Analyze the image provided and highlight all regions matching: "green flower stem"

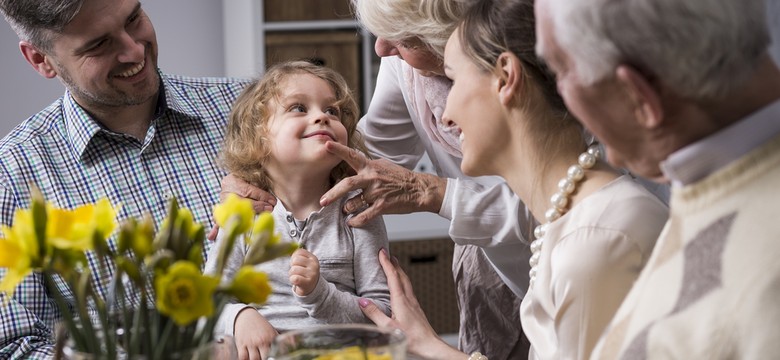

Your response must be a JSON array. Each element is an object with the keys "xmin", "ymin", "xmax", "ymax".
[
  {"xmin": 214, "ymin": 219, "xmax": 240, "ymax": 278},
  {"xmin": 44, "ymin": 271, "xmax": 87, "ymax": 351},
  {"xmin": 194, "ymin": 295, "xmax": 230, "ymax": 349},
  {"xmin": 75, "ymin": 271, "xmax": 100, "ymax": 355},
  {"xmin": 154, "ymin": 317, "xmax": 175, "ymax": 360}
]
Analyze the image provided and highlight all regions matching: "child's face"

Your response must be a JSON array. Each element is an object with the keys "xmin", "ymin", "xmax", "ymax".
[{"xmin": 265, "ymin": 73, "xmax": 349, "ymax": 172}]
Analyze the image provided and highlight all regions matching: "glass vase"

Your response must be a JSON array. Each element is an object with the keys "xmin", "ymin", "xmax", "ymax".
[
  {"xmin": 59, "ymin": 334, "xmax": 237, "ymax": 360},
  {"xmin": 268, "ymin": 324, "xmax": 407, "ymax": 360}
]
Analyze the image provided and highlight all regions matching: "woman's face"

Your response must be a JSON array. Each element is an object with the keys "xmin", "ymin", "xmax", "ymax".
[
  {"xmin": 375, "ymin": 37, "xmax": 444, "ymax": 77},
  {"xmin": 441, "ymin": 31, "xmax": 510, "ymax": 177}
]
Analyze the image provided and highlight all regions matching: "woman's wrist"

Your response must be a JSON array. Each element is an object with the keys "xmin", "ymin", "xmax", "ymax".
[
  {"xmin": 416, "ymin": 172, "xmax": 447, "ymax": 213},
  {"xmin": 414, "ymin": 336, "xmax": 468, "ymax": 360}
]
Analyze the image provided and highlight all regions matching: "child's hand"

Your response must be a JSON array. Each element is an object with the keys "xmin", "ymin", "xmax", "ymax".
[
  {"xmin": 289, "ymin": 248, "xmax": 320, "ymax": 296},
  {"xmin": 234, "ymin": 307, "xmax": 278, "ymax": 360}
]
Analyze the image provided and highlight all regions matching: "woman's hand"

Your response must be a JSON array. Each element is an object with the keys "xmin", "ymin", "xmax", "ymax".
[
  {"xmin": 207, "ymin": 174, "xmax": 277, "ymax": 240},
  {"xmin": 358, "ymin": 249, "xmax": 467, "ymax": 360},
  {"xmin": 233, "ymin": 307, "xmax": 278, "ymax": 360},
  {"xmin": 289, "ymin": 248, "xmax": 320, "ymax": 296},
  {"xmin": 319, "ymin": 141, "xmax": 448, "ymax": 227}
]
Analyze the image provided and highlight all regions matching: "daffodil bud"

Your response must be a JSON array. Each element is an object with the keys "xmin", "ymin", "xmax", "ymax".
[
  {"xmin": 250, "ymin": 212, "xmax": 274, "ymax": 246},
  {"xmin": 29, "ymin": 185, "xmax": 47, "ymax": 254},
  {"xmin": 213, "ymin": 194, "xmax": 254, "ymax": 234},
  {"xmin": 187, "ymin": 243, "xmax": 203, "ymax": 268},
  {"xmin": 116, "ymin": 256, "xmax": 141, "ymax": 284},
  {"xmin": 223, "ymin": 266, "xmax": 271, "ymax": 305},
  {"xmin": 132, "ymin": 215, "xmax": 155, "ymax": 259},
  {"xmin": 117, "ymin": 218, "xmax": 136, "ymax": 254}
]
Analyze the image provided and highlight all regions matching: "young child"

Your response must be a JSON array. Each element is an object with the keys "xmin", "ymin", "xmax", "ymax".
[{"xmin": 205, "ymin": 61, "xmax": 391, "ymax": 358}]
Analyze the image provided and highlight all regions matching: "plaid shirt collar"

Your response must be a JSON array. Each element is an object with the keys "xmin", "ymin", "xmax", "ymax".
[{"xmin": 63, "ymin": 70, "xmax": 201, "ymax": 161}]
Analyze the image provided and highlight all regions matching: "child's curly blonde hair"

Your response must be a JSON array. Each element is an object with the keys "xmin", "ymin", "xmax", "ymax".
[{"xmin": 222, "ymin": 60, "xmax": 368, "ymax": 191}]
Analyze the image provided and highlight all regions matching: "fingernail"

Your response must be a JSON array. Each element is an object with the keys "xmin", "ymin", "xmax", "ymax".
[
  {"xmin": 380, "ymin": 247, "xmax": 388, "ymax": 257},
  {"xmin": 358, "ymin": 298, "xmax": 371, "ymax": 308},
  {"xmin": 320, "ymin": 196, "xmax": 327, "ymax": 205}
]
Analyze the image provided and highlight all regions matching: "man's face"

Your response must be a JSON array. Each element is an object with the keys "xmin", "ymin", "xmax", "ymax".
[
  {"xmin": 45, "ymin": 0, "xmax": 160, "ymax": 111},
  {"xmin": 535, "ymin": 1, "xmax": 663, "ymax": 179}
]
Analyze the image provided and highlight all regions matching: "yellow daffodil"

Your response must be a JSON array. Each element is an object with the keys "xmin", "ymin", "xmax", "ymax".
[
  {"xmin": 0, "ymin": 210, "xmax": 42, "ymax": 299},
  {"xmin": 223, "ymin": 266, "xmax": 271, "ymax": 304},
  {"xmin": 47, "ymin": 199, "xmax": 118, "ymax": 252},
  {"xmin": 0, "ymin": 235, "xmax": 32, "ymax": 299},
  {"xmin": 213, "ymin": 194, "xmax": 254, "ymax": 234},
  {"xmin": 155, "ymin": 261, "xmax": 219, "ymax": 326}
]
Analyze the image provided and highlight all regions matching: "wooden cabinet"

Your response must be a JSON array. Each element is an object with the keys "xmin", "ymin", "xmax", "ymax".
[
  {"xmin": 390, "ymin": 238, "xmax": 460, "ymax": 335},
  {"xmin": 223, "ymin": 0, "xmax": 376, "ymax": 111},
  {"xmin": 265, "ymin": 30, "xmax": 363, "ymax": 106},
  {"xmin": 263, "ymin": 0, "xmax": 352, "ymax": 21}
]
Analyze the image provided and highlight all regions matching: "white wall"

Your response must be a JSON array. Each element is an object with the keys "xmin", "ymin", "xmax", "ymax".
[{"xmin": 0, "ymin": 0, "xmax": 225, "ymax": 137}]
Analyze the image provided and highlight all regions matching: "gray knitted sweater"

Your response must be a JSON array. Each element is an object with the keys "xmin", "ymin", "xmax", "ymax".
[{"xmin": 206, "ymin": 194, "xmax": 391, "ymax": 334}]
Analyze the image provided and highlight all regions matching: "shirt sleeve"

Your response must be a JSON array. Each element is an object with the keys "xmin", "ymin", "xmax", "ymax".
[
  {"xmin": 0, "ymin": 274, "xmax": 58, "ymax": 359},
  {"xmin": 358, "ymin": 57, "xmax": 425, "ymax": 170},
  {"xmin": 295, "ymin": 216, "xmax": 391, "ymax": 323},
  {"xmin": 444, "ymin": 178, "xmax": 533, "ymax": 296}
]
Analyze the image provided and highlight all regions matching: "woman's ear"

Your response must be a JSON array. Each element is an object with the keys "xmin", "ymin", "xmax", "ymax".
[
  {"xmin": 496, "ymin": 52, "xmax": 523, "ymax": 106},
  {"xmin": 615, "ymin": 65, "xmax": 663, "ymax": 129},
  {"xmin": 20, "ymin": 41, "xmax": 58, "ymax": 79}
]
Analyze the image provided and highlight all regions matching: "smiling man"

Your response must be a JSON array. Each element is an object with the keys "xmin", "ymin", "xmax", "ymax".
[
  {"xmin": 0, "ymin": 0, "xmax": 249, "ymax": 357},
  {"xmin": 536, "ymin": 0, "xmax": 780, "ymax": 358}
]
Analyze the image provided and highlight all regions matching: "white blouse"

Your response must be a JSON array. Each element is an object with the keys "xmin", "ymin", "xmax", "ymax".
[{"xmin": 520, "ymin": 175, "xmax": 668, "ymax": 360}]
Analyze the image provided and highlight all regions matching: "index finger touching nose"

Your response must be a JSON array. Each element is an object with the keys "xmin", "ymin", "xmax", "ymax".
[{"xmin": 325, "ymin": 141, "xmax": 367, "ymax": 172}]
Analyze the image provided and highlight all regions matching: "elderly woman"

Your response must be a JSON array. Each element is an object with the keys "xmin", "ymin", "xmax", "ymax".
[{"xmin": 356, "ymin": 0, "xmax": 668, "ymax": 359}]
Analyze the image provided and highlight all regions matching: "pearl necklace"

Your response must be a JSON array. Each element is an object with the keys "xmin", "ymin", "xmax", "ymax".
[{"xmin": 528, "ymin": 144, "xmax": 601, "ymax": 288}]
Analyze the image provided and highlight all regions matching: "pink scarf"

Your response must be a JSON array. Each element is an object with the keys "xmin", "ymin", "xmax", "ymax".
[{"xmin": 403, "ymin": 65, "xmax": 463, "ymax": 158}]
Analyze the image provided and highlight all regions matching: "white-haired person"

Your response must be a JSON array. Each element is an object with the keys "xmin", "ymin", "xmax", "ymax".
[{"xmin": 535, "ymin": 0, "xmax": 780, "ymax": 357}]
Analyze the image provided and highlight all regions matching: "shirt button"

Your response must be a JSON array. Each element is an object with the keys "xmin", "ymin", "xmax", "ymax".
[
  {"xmin": 163, "ymin": 190, "xmax": 172, "ymax": 200},
  {"xmin": 286, "ymin": 214, "xmax": 294, "ymax": 222},
  {"xmin": 289, "ymin": 229, "xmax": 298, "ymax": 237}
]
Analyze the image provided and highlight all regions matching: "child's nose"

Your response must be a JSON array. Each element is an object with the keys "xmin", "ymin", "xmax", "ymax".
[{"xmin": 313, "ymin": 112, "xmax": 330, "ymax": 124}]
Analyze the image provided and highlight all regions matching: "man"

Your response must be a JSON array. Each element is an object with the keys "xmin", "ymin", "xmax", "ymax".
[
  {"xmin": 536, "ymin": 0, "xmax": 780, "ymax": 357},
  {"xmin": 0, "ymin": 0, "xmax": 250, "ymax": 357}
]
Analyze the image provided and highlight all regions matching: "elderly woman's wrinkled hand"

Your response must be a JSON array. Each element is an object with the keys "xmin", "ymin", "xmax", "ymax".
[{"xmin": 320, "ymin": 141, "xmax": 447, "ymax": 227}]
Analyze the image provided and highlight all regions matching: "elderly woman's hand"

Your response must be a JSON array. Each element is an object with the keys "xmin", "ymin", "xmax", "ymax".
[
  {"xmin": 358, "ymin": 249, "xmax": 468, "ymax": 360},
  {"xmin": 320, "ymin": 141, "xmax": 448, "ymax": 227}
]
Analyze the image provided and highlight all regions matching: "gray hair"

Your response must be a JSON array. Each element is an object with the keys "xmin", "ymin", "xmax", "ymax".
[
  {"xmin": 547, "ymin": 0, "xmax": 770, "ymax": 99},
  {"xmin": 351, "ymin": 0, "xmax": 469, "ymax": 58},
  {"xmin": 0, "ymin": 0, "xmax": 84, "ymax": 51}
]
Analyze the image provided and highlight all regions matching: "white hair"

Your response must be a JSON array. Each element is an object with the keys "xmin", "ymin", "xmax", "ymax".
[
  {"xmin": 351, "ymin": 0, "xmax": 468, "ymax": 58},
  {"xmin": 547, "ymin": 0, "xmax": 770, "ymax": 99}
]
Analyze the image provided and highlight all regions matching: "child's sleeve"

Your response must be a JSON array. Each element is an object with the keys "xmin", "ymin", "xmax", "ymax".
[{"xmin": 296, "ymin": 215, "xmax": 391, "ymax": 323}]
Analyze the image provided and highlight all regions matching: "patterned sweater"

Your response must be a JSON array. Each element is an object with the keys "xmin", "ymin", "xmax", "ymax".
[{"xmin": 590, "ymin": 133, "xmax": 780, "ymax": 359}]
